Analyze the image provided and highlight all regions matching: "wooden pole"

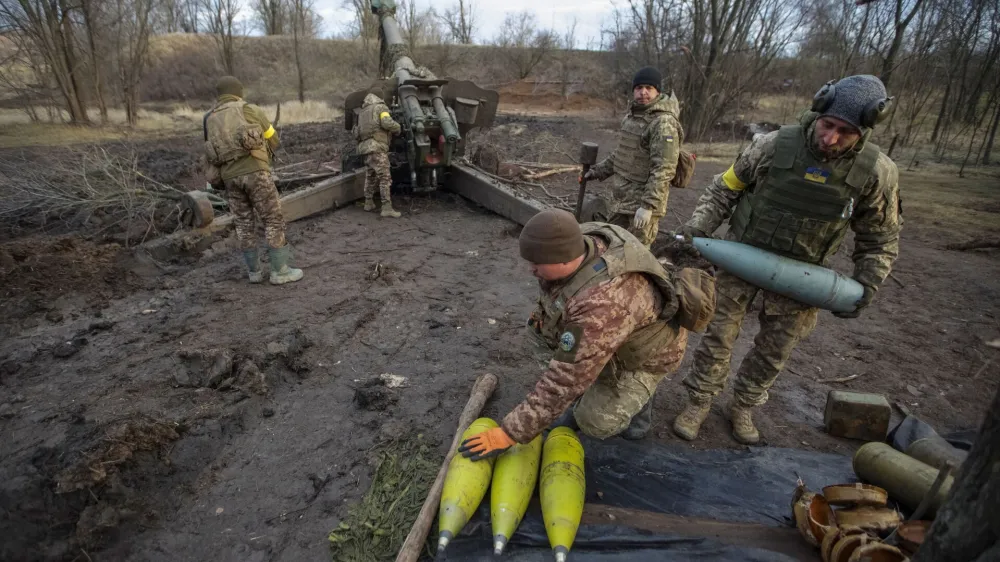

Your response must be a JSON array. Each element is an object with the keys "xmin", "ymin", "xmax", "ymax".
[{"xmin": 395, "ymin": 373, "xmax": 499, "ymax": 562}]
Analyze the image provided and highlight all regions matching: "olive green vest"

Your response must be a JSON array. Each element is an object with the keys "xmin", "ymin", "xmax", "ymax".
[
  {"xmin": 611, "ymin": 111, "xmax": 661, "ymax": 184},
  {"xmin": 535, "ymin": 223, "xmax": 680, "ymax": 370},
  {"xmin": 357, "ymin": 103, "xmax": 390, "ymax": 149},
  {"xmin": 204, "ymin": 100, "xmax": 267, "ymax": 166},
  {"xmin": 729, "ymin": 124, "xmax": 880, "ymax": 264}
]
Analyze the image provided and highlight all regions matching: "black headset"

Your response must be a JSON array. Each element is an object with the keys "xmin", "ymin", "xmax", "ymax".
[{"xmin": 811, "ymin": 79, "xmax": 893, "ymax": 129}]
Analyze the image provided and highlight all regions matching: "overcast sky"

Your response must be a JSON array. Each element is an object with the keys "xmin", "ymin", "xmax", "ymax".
[{"xmin": 309, "ymin": 0, "xmax": 614, "ymax": 48}]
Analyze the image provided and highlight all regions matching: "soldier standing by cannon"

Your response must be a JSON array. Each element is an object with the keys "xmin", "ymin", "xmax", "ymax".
[
  {"xmin": 356, "ymin": 93, "xmax": 403, "ymax": 218},
  {"xmin": 583, "ymin": 67, "xmax": 686, "ymax": 246},
  {"xmin": 203, "ymin": 76, "xmax": 304, "ymax": 285}
]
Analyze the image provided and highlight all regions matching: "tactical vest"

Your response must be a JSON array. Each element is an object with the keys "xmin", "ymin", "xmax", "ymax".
[
  {"xmin": 729, "ymin": 124, "xmax": 880, "ymax": 264},
  {"xmin": 612, "ymin": 110, "xmax": 663, "ymax": 184},
  {"xmin": 534, "ymin": 223, "xmax": 681, "ymax": 370},
  {"xmin": 357, "ymin": 103, "xmax": 390, "ymax": 147},
  {"xmin": 204, "ymin": 101, "xmax": 267, "ymax": 166}
]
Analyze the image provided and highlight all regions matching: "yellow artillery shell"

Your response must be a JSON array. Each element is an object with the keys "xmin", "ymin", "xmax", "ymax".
[
  {"xmin": 540, "ymin": 427, "xmax": 585, "ymax": 562},
  {"xmin": 491, "ymin": 434, "xmax": 543, "ymax": 555},
  {"xmin": 437, "ymin": 417, "xmax": 498, "ymax": 554}
]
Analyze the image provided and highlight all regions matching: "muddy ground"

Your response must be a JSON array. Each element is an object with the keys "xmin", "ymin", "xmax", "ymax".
[{"xmin": 1, "ymin": 116, "xmax": 998, "ymax": 562}]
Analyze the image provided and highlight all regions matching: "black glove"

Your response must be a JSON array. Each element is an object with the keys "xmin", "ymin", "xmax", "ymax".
[
  {"xmin": 833, "ymin": 285, "xmax": 875, "ymax": 319},
  {"xmin": 678, "ymin": 225, "xmax": 708, "ymax": 239},
  {"xmin": 668, "ymin": 228, "xmax": 704, "ymax": 258}
]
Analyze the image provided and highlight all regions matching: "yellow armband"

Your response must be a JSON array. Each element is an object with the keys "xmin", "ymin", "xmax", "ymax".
[
  {"xmin": 263, "ymin": 125, "xmax": 276, "ymax": 139},
  {"xmin": 721, "ymin": 165, "xmax": 747, "ymax": 191}
]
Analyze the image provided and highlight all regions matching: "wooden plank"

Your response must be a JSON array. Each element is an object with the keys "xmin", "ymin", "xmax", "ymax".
[{"xmin": 279, "ymin": 170, "xmax": 365, "ymax": 223}]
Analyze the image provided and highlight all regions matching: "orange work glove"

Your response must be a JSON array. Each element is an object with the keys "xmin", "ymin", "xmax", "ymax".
[{"xmin": 458, "ymin": 427, "xmax": 516, "ymax": 461}]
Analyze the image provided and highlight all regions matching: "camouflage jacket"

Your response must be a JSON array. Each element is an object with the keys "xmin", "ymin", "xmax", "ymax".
[
  {"xmin": 501, "ymin": 237, "xmax": 688, "ymax": 443},
  {"xmin": 357, "ymin": 93, "xmax": 401, "ymax": 155},
  {"xmin": 591, "ymin": 93, "xmax": 683, "ymax": 216},
  {"xmin": 205, "ymin": 94, "xmax": 279, "ymax": 181},
  {"xmin": 686, "ymin": 117, "xmax": 901, "ymax": 291}
]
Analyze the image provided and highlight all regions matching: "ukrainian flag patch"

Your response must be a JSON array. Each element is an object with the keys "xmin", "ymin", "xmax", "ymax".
[{"xmin": 804, "ymin": 167, "xmax": 830, "ymax": 184}]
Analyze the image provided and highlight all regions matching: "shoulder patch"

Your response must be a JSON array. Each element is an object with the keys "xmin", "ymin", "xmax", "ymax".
[{"xmin": 553, "ymin": 324, "xmax": 584, "ymax": 363}]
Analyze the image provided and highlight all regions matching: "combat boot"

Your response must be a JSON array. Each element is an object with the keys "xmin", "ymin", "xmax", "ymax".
[
  {"xmin": 672, "ymin": 398, "xmax": 711, "ymax": 441},
  {"xmin": 380, "ymin": 203, "xmax": 401, "ymax": 218},
  {"xmin": 621, "ymin": 393, "xmax": 654, "ymax": 440},
  {"xmin": 268, "ymin": 245, "xmax": 304, "ymax": 285},
  {"xmin": 243, "ymin": 249, "xmax": 263, "ymax": 284},
  {"xmin": 363, "ymin": 198, "xmax": 376, "ymax": 212},
  {"xmin": 727, "ymin": 399, "xmax": 760, "ymax": 445}
]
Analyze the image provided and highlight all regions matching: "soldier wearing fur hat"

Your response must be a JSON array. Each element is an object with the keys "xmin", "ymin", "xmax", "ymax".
[
  {"xmin": 203, "ymin": 76, "xmax": 303, "ymax": 285},
  {"xmin": 583, "ymin": 66, "xmax": 686, "ymax": 247},
  {"xmin": 673, "ymin": 75, "xmax": 902, "ymax": 445},
  {"xmin": 457, "ymin": 209, "xmax": 716, "ymax": 461}
]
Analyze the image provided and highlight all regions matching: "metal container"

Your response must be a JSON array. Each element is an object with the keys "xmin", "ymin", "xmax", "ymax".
[
  {"xmin": 905, "ymin": 435, "xmax": 968, "ymax": 471},
  {"xmin": 853, "ymin": 442, "xmax": 953, "ymax": 517}
]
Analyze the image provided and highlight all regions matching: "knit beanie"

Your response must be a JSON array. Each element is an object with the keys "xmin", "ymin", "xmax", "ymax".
[
  {"xmin": 632, "ymin": 67, "xmax": 662, "ymax": 91},
  {"xmin": 216, "ymin": 76, "xmax": 245, "ymax": 98},
  {"xmin": 519, "ymin": 209, "xmax": 586, "ymax": 264},
  {"xmin": 821, "ymin": 75, "xmax": 887, "ymax": 133}
]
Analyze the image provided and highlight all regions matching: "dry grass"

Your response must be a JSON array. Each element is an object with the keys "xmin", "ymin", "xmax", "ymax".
[
  {"xmin": 899, "ymin": 167, "xmax": 1000, "ymax": 238},
  {"xmin": 171, "ymin": 100, "xmax": 341, "ymax": 125}
]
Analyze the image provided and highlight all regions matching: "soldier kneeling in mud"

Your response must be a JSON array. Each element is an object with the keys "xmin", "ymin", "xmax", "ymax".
[
  {"xmin": 456, "ymin": 209, "xmax": 716, "ymax": 460},
  {"xmin": 203, "ymin": 76, "xmax": 303, "ymax": 285}
]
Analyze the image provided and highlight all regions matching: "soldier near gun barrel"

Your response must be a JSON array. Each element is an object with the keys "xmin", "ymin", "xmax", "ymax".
[
  {"xmin": 582, "ymin": 66, "xmax": 691, "ymax": 247},
  {"xmin": 457, "ymin": 209, "xmax": 715, "ymax": 461},
  {"xmin": 356, "ymin": 93, "xmax": 403, "ymax": 218},
  {"xmin": 672, "ymin": 75, "xmax": 902, "ymax": 445},
  {"xmin": 203, "ymin": 76, "xmax": 303, "ymax": 285}
]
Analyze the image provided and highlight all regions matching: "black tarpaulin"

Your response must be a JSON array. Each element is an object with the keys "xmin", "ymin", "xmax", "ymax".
[{"xmin": 442, "ymin": 438, "xmax": 856, "ymax": 560}]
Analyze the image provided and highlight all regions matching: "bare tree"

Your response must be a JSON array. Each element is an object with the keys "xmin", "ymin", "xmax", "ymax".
[
  {"xmin": 290, "ymin": 0, "xmax": 321, "ymax": 102},
  {"xmin": 493, "ymin": 11, "xmax": 557, "ymax": 80},
  {"xmin": 343, "ymin": 0, "xmax": 380, "ymax": 75},
  {"xmin": 438, "ymin": 0, "xmax": 476, "ymax": 44},
  {"xmin": 253, "ymin": 0, "xmax": 288, "ymax": 35},
  {"xmin": 80, "ymin": 0, "xmax": 108, "ymax": 123},
  {"xmin": 203, "ymin": 0, "xmax": 243, "ymax": 75},
  {"xmin": 110, "ymin": 0, "xmax": 155, "ymax": 126},
  {"xmin": 0, "ymin": 0, "xmax": 91, "ymax": 124},
  {"xmin": 879, "ymin": 0, "xmax": 931, "ymax": 88}
]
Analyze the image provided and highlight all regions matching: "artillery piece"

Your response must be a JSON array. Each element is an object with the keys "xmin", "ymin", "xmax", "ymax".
[{"xmin": 342, "ymin": 0, "xmax": 500, "ymax": 192}]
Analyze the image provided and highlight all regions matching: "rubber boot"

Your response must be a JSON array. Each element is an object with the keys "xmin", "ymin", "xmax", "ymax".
[
  {"xmin": 621, "ymin": 393, "xmax": 654, "ymax": 440},
  {"xmin": 243, "ymin": 249, "xmax": 263, "ymax": 284},
  {"xmin": 380, "ymin": 202, "xmax": 401, "ymax": 218},
  {"xmin": 727, "ymin": 399, "xmax": 760, "ymax": 445},
  {"xmin": 363, "ymin": 198, "xmax": 376, "ymax": 212},
  {"xmin": 672, "ymin": 398, "xmax": 711, "ymax": 441},
  {"xmin": 268, "ymin": 245, "xmax": 304, "ymax": 285}
]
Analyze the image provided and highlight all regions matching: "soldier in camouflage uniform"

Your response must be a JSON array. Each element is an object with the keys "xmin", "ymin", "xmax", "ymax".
[
  {"xmin": 583, "ymin": 67, "xmax": 683, "ymax": 247},
  {"xmin": 672, "ymin": 75, "xmax": 902, "ymax": 445},
  {"xmin": 458, "ymin": 209, "xmax": 715, "ymax": 460},
  {"xmin": 356, "ymin": 93, "xmax": 403, "ymax": 218},
  {"xmin": 203, "ymin": 76, "xmax": 303, "ymax": 285}
]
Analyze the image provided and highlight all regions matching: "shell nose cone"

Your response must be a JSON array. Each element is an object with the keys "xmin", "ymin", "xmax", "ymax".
[
  {"xmin": 493, "ymin": 535, "xmax": 507, "ymax": 555},
  {"xmin": 437, "ymin": 531, "xmax": 453, "ymax": 553}
]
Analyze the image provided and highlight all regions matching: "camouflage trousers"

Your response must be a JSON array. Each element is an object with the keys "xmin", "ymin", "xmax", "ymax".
[
  {"xmin": 363, "ymin": 152, "xmax": 392, "ymax": 202},
  {"xmin": 573, "ymin": 364, "xmax": 672, "ymax": 439},
  {"xmin": 607, "ymin": 212, "xmax": 661, "ymax": 248},
  {"xmin": 683, "ymin": 270, "xmax": 819, "ymax": 407},
  {"xmin": 224, "ymin": 170, "xmax": 286, "ymax": 250}
]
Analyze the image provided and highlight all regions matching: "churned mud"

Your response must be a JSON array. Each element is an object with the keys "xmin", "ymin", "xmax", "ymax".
[{"xmin": 1, "ymin": 116, "xmax": 997, "ymax": 561}]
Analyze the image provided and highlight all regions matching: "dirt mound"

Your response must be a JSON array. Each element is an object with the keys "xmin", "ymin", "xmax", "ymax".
[
  {"xmin": 0, "ymin": 236, "xmax": 141, "ymax": 307},
  {"xmin": 55, "ymin": 415, "xmax": 181, "ymax": 494}
]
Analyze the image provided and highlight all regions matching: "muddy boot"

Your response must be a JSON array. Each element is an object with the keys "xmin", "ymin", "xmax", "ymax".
[
  {"xmin": 621, "ymin": 394, "xmax": 654, "ymax": 440},
  {"xmin": 363, "ymin": 198, "xmax": 376, "ymax": 212},
  {"xmin": 380, "ymin": 202, "xmax": 401, "ymax": 218},
  {"xmin": 727, "ymin": 399, "xmax": 760, "ymax": 445},
  {"xmin": 268, "ymin": 245, "xmax": 304, "ymax": 285},
  {"xmin": 672, "ymin": 398, "xmax": 711, "ymax": 441},
  {"xmin": 243, "ymin": 249, "xmax": 263, "ymax": 284}
]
